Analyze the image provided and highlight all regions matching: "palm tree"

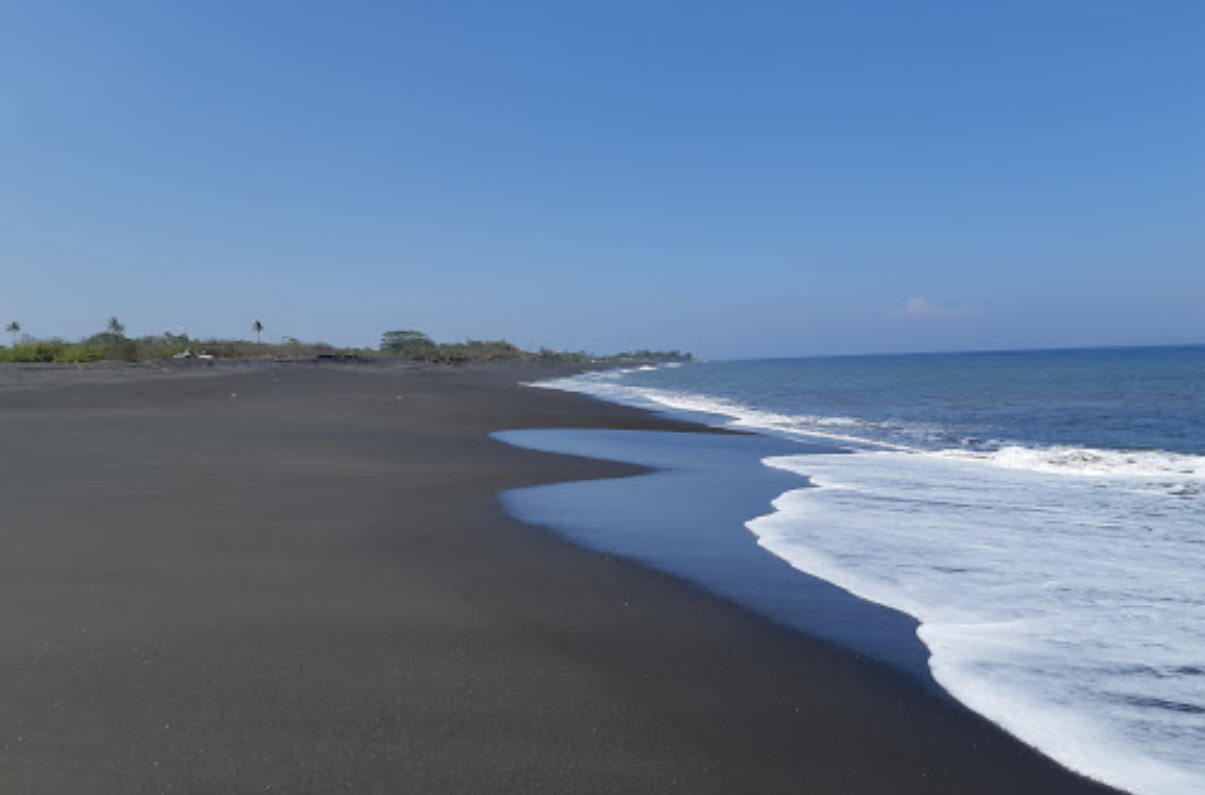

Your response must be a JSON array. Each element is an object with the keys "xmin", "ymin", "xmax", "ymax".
[
  {"xmin": 252, "ymin": 320, "xmax": 264, "ymax": 344},
  {"xmin": 5, "ymin": 321, "xmax": 19, "ymax": 346},
  {"xmin": 106, "ymin": 316, "xmax": 125, "ymax": 337}
]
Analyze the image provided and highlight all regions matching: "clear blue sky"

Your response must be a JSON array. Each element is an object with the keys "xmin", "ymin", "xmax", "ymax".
[{"xmin": 3, "ymin": 1, "xmax": 1202, "ymax": 359}]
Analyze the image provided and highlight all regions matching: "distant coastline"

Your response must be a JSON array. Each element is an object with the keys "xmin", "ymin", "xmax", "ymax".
[{"xmin": 0, "ymin": 318, "xmax": 691, "ymax": 367}]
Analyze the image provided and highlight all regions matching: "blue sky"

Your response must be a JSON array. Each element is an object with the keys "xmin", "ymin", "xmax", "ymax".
[{"xmin": 2, "ymin": 1, "xmax": 1202, "ymax": 358}]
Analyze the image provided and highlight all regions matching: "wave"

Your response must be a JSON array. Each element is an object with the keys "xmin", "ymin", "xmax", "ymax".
[
  {"xmin": 533, "ymin": 369, "xmax": 917, "ymax": 449},
  {"xmin": 535, "ymin": 363, "xmax": 1205, "ymax": 795},
  {"xmin": 535, "ymin": 369, "xmax": 1205, "ymax": 489},
  {"xmin": 753, "ymin": 450, "xmax": 1205, "ymax": 795},
  {"xmin": 939, "ymin": 444, "xmax": 1205, "ymax": 485}
]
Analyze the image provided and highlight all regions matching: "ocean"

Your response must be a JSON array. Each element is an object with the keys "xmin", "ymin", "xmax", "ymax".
[{"xmin": 498, "ymin": 346, "xmax": 1205, "ymax": 795}]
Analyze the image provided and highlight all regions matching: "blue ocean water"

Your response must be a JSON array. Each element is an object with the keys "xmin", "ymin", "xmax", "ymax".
[{"xmin": 521, "ymin": 346, "xmax": 1205, "ymax": 795}]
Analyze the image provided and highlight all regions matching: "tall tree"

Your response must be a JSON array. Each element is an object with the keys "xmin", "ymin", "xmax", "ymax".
[
  {"xmin": 380, "ymin": 329, "xmax": 435, "ymax": 355},
  {"xmin": 106, "ymin": 316, "xmax": 125, "ymax": 337},
  {"xmin": 252, "ymin": 320, "xmax": 264, "ymax": 343},
  {"xmin": 5, "ymin": 320, "xmax": 19, "ymax": 346}
]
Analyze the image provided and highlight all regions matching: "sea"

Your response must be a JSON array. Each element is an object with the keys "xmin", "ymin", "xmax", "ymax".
[{"xmin": 496, "ymin": 346, "xmax": 1205, "ymax": 795}]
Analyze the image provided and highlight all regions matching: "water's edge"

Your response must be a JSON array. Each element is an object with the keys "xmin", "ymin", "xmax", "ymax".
[
  {"xmin": 513, "ymin": 360, "xmax": 1205, "ymax": 795},
  {"xmin": 493, "ymin": 427, "xmax": 935, "ymax": 684}
]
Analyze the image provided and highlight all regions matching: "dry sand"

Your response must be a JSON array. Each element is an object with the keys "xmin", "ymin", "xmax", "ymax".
[{"xmin": 0, "ymin": 361, "xmax": 1120, "ymax": 793}]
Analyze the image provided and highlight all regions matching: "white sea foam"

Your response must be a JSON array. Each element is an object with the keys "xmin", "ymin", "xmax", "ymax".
[
  {"xmin": 941, "ymin": 444, "xmax": 1205, "ymax": 487},
  {"xmin": 538, "ymin": 369, "xmax": 1205, "ymax": 486},
  {"xmin": 533, "ymin": 370, "xmax": 914, "ymax": 450},
  {"xmin": 536, "ymin": 367, "xmax": 1205, "ymax": 794},
  {"xmin": 752, "ymin": 450, "xmax": 1205, "ymax": 795}
]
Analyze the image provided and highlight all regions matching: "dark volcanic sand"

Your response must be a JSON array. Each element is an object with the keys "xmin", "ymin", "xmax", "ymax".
[{"xmin": 0, "ymin": 362, "xmax": 1120, "ymax": 793}]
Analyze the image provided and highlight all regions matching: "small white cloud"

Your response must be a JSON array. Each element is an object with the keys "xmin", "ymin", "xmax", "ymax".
[{"xmin": 889, "ymin": 297, "xmax": 978, "ymax": 320}]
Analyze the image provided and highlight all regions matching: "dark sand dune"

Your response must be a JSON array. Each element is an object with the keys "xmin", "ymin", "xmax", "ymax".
[{"xmin": 0, "ymin": 363, "xmax": 1119, "ymax": 793}]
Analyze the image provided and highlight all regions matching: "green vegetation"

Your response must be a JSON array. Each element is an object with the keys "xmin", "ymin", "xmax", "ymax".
[
  {"xmin": 415, "ymin": 339, "xmax": 526, "ymax": 364},
  {"xmin": 0, "ymin": 339, "xmax": 110, "ymax": 364},
  {"xmin": 537, "ymin": 347, "xmax": 693, "ymax": 364},
  {"xmin": 607, "ymin": 349, "xmax": 692, "ymax": 363},
  {"xmin": 377, "ymin": 330, "xmax": 691, "ymax": 365},
  {"xmin": 0, "ymin": 333, "xmax": 357, "ymax": 364},
  {"xmin": 379, "ymin": 330, "xmax": 528, "ymax": 363},
  {"xmin": 0, "ymin": 320, "xmax": 691, "ymax": 366},
  {"xmin": 380, "ymin": 329, "xmax": 436, "ymax": 356}
]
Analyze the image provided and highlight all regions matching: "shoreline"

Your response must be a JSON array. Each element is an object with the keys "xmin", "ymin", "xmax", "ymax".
[
  {"xmin": 493, "ymin": 426, "xmax": 940, "ymax": 685},
  {"xmin": 0, "ymin": 361, "xmax": 1121, "ymax": 793}
]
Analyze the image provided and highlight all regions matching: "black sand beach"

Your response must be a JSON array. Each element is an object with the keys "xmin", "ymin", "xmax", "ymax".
[{"xmin": 0, "ymin": 362, "xmax": 1120, "ymax": 793}]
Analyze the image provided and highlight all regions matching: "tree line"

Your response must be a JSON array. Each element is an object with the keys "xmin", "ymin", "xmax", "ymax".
[{"xmin": 0, "ymin": 319, "xmax": 691, "ymax": 365}]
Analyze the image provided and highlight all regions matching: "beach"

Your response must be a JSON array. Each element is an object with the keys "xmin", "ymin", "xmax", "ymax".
[{"xmin": 0, "ymin": 361, "xmax": 1120, "ymax": 793}]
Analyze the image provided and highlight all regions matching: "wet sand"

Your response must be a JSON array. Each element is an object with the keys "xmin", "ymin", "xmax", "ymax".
[{"xmin": 0, "ymin": 362, "xmax": 1120, "ymax": 793}]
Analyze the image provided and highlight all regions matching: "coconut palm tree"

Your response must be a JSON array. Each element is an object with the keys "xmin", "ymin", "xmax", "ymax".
[
  {"xmin": 252, "ymin": 320, "xmax": 264, "ymax": 344},
  {"xmin": 5, "ymin": 320, "xmax": 19, "ymax": 346},
  {"xmin": 106, "ymin": 316, "xmax": 125, "ymax": 337}
]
